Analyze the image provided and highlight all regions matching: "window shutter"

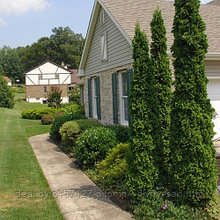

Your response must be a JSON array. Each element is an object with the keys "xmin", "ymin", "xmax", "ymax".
[
  {"xmin": 127, "ymin": 69, "xmax": 133, "ymax": 125},
  {"xmin": 112, "ymin": 72, "xmax": 118, "ymax": 124},
  {"xmin": 96, "ymin": 77, "xmax": 101, "ymax": 120},
  {"xmin": 88, "ymin": 78, "xmax": 92, "ymax": 118}
]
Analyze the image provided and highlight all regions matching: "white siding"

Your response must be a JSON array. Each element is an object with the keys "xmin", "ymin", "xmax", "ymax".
[
  {"xmin": 25, "ymin": 61, "xmax": 71, "ymax": 86},
  {"xmin": 84, "ymin": 8, "xmax": 133, "ymax": 75},
  {"xmin": 40, "ymin": 62, "xmax": 58, "ymax": 74}
]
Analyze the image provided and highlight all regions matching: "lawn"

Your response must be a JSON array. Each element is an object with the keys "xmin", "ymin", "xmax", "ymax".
[{"xmin": 0, "ymin": 94, "xmax": 65, "ymax": 220}]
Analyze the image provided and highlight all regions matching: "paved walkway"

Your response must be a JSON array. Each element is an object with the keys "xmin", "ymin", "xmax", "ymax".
[{"xmin": 29, "ymin": 134, "xmax": 132, "ymax": 220}]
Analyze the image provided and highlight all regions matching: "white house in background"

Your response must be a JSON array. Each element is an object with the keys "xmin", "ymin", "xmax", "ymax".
[
  {"xmin": 3, "ymin": 76, "xmax": 12, "ymax": 86},
  {"xmin": 24, "ymin": 61, "xmax": 72, "ymax": 104}
]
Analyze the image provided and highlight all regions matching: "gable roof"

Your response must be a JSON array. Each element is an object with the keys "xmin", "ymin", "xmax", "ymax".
[
  {"xmin": 79, "ymin": 0, "xmax": 220, "ymax": 75},
  {"xmin": 209, "ymin": 0, "xmax": 220, "ymax": 5},
  {"xmin": 70, "ymin": 69, "xmax": 80, "ymax": 84},
  {"xmin": 24, "ymin": 60, "xmax": 72, "ymax": 75},
  {"xmin": 3, "ymin": 76, "xmax": 11, "ymax": 82}
]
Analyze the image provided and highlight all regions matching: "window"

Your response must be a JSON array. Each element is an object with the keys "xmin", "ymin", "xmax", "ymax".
[
  {"xmin": 39, "ymin": 75, "xmax": 43, "ymax": 80},
  {"xmin": 100, "ymin": 32, "xmax": 107, "ymax": 61},
  {"xmin": 43, "ymin": 86, "xmax": 47, "ymax": 93},
  {"xmin": 119, "ymin": 71, "xmax": 129, "ymax": 126},
  {"xmin": 99, "ymin": 9, "xmax": 105, "ymax": 25},
  {"xmin": 55, "ymin": 73, "xmax": 59, "ymax": 79},
  {"xmin": 92, "ymin": 78, "xmax": 98, "ymax": 118}
]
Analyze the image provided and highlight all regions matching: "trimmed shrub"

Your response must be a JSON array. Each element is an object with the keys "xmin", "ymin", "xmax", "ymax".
[
  {"xmin": 63, "ymin": 103, "xmax": 85, "ymax": 115},
  {"xmin": 41, "ymin": 114, "xmax": 54, "ymax": 125},
  {"xmin": 133, "ymin": 190, "xmax": 208, "ymax": 220},
  {"xmin": 21, "ymin": 108, "xmax": 63, "ymax": 120},
  {"xmin": 94, "ymin": 143, "xmax": 129, "ymax": 192},
  {"xmin": 0, "ymin": 76, "xmax": 14, "ymax": 109},
  {"xmin": 106, "ymin": 125, "xmax": 130, "ymax": 143},
  {"xmin": 126, "ymin": 23, "xmax": 160, "ymax": 202},
  {"xmin": 68, "ymin": 85, "xmax": 81, "ymax": 104},
  {"xmin": 169, "ymin": 0, "xmax": 218, "ymax": 206},
  {"xmin": 50, "ymin": 114, "xmax": 87, "ymax": 141},
  {"xmin": 74, "ymin": 127, "xmax": 118, "ymax": 169},
  {"xmin": 59, "ymin": 119, "xmax": 101, "ymax": 150},
  {"xmin": 150, "ymin": 9, "xmax": 172, "ymax": 185}
]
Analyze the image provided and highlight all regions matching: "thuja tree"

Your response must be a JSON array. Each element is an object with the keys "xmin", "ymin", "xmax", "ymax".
[
  {"xmin": 0, "ymin": 76, "xmax": 14, "ymax": 109},
  {"xmin": 150, "ymin": 9, "xmax": 172, "ymax": 185},
  {"xmin": 169, "ymin": 0, "xmax": 217, "ymax": 206},
  {"xmin": 126, "ymin": 24, "xmax": 160, "ymax": 201}
]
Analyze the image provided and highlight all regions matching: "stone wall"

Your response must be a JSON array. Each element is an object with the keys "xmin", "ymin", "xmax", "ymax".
[
  {"xmin": 26, "ymin": 85, "xmax": 69, "ymax": 99},
  {"xmin": 83, "ymin": 63, "xmax": 132, "ymax": 125}
]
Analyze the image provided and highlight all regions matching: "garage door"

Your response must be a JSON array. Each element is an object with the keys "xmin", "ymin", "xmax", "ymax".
[{"xmin": 207, "ymin": 79, "xmax": 220, "ymax": 140}]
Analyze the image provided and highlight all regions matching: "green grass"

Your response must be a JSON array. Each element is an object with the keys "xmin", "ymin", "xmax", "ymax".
[{"xmin": 0, "ymin": 100, "xmax": 65, "ymax": 220}]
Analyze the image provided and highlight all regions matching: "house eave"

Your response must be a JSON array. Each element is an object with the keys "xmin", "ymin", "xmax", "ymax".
[
  {"xmin": 168, "ymin": 52, "xmax": 220, "ymax": 60},
  {"xmin": 205, "ymin": 53, "xmax": 220, "ymax": 60},
  {"xmin": 77, "ymin": 69, "xmax": 85, "ymax": 77},
  {"xmin": 78, "ymin": 0, "xmax": 132, "ymax": 73}
]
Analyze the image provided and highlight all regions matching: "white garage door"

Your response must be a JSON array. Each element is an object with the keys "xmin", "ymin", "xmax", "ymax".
[{"xmin": 207, "ymin": 79, "xmax": 220, "ymax": 140}]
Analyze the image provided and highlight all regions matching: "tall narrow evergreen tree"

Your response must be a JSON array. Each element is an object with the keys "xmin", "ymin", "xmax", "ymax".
[
  {"xmin": 169, "ymin": 0, "xmax": 217, "ymax": 206},
  {"xmin": 150, "ymin": 9, "xmax": 172, "ymax": 185},
  {"xmin": 126, "ymin": 24, "xmax": 160, "ymax": 201}
]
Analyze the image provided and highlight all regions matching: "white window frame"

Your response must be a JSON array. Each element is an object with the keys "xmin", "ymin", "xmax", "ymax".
[
  {"xmin": 92, "ymin": 78, "xmax": 98, "ymax": 119},
  {"xmin": 119, "ymin": 71, "xmax": 129, "ymax": 126},
  {"xmin": 100, "ymin": 32, "xmax": 108, "ymax": 62}
]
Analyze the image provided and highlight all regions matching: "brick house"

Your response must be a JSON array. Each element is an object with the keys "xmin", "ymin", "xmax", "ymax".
[
  {"xmin": 25, "ymin": 61, "xmax": 75, "ymax": 104},
  {"xmin": 78, "ymin": 0, "xmax": 220, "ymax": 137}
]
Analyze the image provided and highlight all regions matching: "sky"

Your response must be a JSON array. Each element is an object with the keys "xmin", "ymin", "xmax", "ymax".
[{"xmin": 0, "ymin": 0, "xmax": 213, "ymax": 48}]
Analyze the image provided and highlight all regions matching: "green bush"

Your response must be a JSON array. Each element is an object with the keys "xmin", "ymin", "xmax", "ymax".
[
  {"xmin": 50, "ymin": 114, "xmax": 87, "ymax": 141},
  {"xmin": 94, "ymin": 143, "xmax": 129, "ymax": 192},
  {"xmin": 59, "ymin": 119, "xmax": 101, "ymax": 150},
  {"xmin": 63, "ymin": 103, "xmax": 85, "ymax": 115},
  {"xmin": 133, "ymin": 190, "xmax": 208, "ymax": 220},
  {"xmin": 21, "ymin": 108, "xmax": 63, "ymax": 120},
  {"xmin": 41, "ymin": 114, "xmax": 54, "ymax": 125},
  {"xmin": 169, "ymin": 0, "xmax": 218, "ymax": 206},
  {"xmin": 106, "ymin": 125, "xmax": 130, "ymax": 143},
  {"xmin": 74, "ymin": 127, "xmax": 118, "ymax": 169},
  {"xmin": 150, "ymin": 9, "xmax": 172, "ymax": 185},
  {"xmin": 0, "ymin": 76, "xmax": 15, "ymax": 109},
  {"xmin": 68, "ymin": 85, "xmax": 81, "ymax": 104},
  {"xmin": 126, "ymin": 23, "xmax": 159, "ymax": 202},
  {"xmin": 47, "ymin": 87, "xmax": 62, "ymax": 108}
]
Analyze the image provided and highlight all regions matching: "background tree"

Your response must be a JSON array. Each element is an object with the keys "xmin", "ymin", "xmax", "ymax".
[
  {"xmin": 126, "ymin": 24, "xmax": 160, "ymax": 202},
  {"xmin": 0, "ymin": 65, "xmax": 4, "ymax": 75},
  {"xmin": 21, "ymin": 37, "xmax": 52, "ymax": 71},
  {"xmin": 150, "ymin": 9, "xmax": 172, "ymax": 185},
  {"xmin": 21, "ymin": 27, "xmax": 84, "ymax": 71},
  {"xmin": 0, "ymin": 76, "xmax": 15, "ymax": 109},
  {"xmin": 0, "ymin": 46, "xmax": 24, "ymax": 83},
  {"xmin": 169, "ymin": 0, "xmax": 217, "ymax": 206},
  {"xmin": 68, "ymin": 85, "xmax": 81, "ymax": 104}
]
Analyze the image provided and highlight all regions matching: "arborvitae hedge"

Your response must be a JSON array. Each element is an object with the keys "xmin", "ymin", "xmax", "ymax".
[
  {"xmin": 169, "ymin": 0, "xmax": 217, "ymax": 206},
  {"xmin": 0, "ymin": 76, "xmax": 14, "ymax": 109},
  {"xmin": 150, "ymin": 9, "xmax": 172, "ymax": 185},
  {"xmin": 126, "ymin": 24, "xmax": 160, "ymax": 201}
]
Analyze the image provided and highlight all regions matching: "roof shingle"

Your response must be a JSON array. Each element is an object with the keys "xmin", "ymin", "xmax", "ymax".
[{"xmin": 101, "ymin": 0, "xmax": 220, "ymax": 53}]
